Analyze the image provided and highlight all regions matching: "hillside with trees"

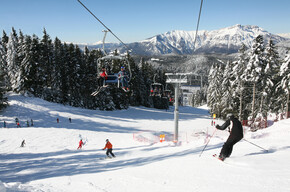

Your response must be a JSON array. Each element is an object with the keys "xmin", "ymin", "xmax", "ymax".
[
  {"xmin": 0, "ymin": 28, "xmax": 169, "ymax": 110},
  {"xmin": 207, "ymin": 35, "xmax": 290, "ymax": 129}
]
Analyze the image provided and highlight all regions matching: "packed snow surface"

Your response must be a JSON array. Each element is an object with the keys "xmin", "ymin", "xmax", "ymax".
[{"xmin": 0, "ymin": 93, "xmax": 290, "ymax": 192}]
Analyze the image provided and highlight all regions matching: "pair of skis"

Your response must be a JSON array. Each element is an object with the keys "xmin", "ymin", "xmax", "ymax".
[
  {"xmin": 91, "ymin": 85, "xmax": 129, "ymax": 96},
  {"xmin": 91, "ymin": 85, "xmax": 109, "ymax": 96},
  {"xmin": 99, "ymin": 156, "xmax": 116, "ymax": 160}
]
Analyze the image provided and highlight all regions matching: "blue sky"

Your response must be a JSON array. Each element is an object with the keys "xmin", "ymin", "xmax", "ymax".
[{"xmin": 1, "ymin": 0, "xmax": 290, "ymax": 44}]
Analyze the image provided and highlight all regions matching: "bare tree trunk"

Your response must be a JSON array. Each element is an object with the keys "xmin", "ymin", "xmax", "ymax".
[
  {"xmin": 260, "ymin": 93, "xmax": 264, "ymax": 115},
  {"xmin": 287, "ymin": 91, "xmax": 289, "ymax": 119},
  {"xmin": 252, "ymin": 83, "xmax": 256, "ymax": 118},
  {"xmin": 239, "ymin": 82, "xmax": 243, "ymax": 122}
]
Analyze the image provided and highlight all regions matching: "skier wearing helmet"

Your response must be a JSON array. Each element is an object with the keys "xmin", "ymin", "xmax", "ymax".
[
  {"xmin": 103, "ymin": 139, "xmax": 115, "ymax": 158},
  {"xmin": 215, "ymin": 114, "xmax": 243, "ymax": 161}
]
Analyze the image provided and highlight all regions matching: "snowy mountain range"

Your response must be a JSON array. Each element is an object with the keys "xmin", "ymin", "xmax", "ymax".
[
  {"xmin": 278, "ymin": 33, "xmax": 290, "ymax": 39},
  {"xmin": 81, "ymin": 24, "xmax": 289, "ymax": 56}
]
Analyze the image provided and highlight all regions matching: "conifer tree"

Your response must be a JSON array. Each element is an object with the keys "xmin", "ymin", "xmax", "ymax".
[
  {"xmin": 232, "ymin": 44, "xmax": 251, "ymax": 120},
  {"xmin": 40, "ymin": 28, "xmax": 53, "ymax": 90},
  {"xmin": 279, "ymin": 53, "xmax": 290, "ymax": 117},
  {"xmin": 0, "ymin": 68, "xmax": 8, "ymax": 110},
  {"xmin": 6, "ymin": 28, "xmax": 20, "ymax": 91},
  {"xmin": 220, "ymin": 61, "xmax": 236, "ymax": 117},
  {"xmin": 261, "ymin": 39, "xmax": 280, "ymax": 116},
  {"xmin": 207, "ymin": 64, "xmax": 223, "ymax": 117},
  {"xmin": 29, "ymin": 35, "xmax": 42, "ymax": 96},
  {"xmin": 19, "ymin": 35, "xmax": 33, "ymax": 93},
  {"xmin": 0, "ymin": 31, "xmax": 9, "ymax": 88},
  {"xmin": 244, "ymin": 35, "xmax": 265, "ymax": 119},
  {"xmin": 59, "ymin": 43, "xmax": 70, "ymax": 104},
  {"xmin": 51, "ymin": 37, "xmax": 64, "ymax": 103}
]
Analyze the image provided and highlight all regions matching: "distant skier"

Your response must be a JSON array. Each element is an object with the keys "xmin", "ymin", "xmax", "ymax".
[
  {"xmin": 215, "ymin": 114, "xmax": 244, "ymax": 161},
  {"xmin": 27, "ymin": 120, "xmax": 29, "ymax": 127},
  {"xmin": 118, "ymin": 66, "xmax": 129, "ymax": 91},
  {"xmin": 77, "ymin": 139, "xmax": 84, "ymax": 149},
  {"xmin": 3, "ymin": 121, "xmax": 6, "ymax": 128},
  {"xmin": 17, "ymin": 122, "xmax": 21, "ymax": 128},
  {"xmin": 69, "ymin": 118, "xmax": 72, "ymax": 123},
  {"xmin": 57, "ymin": 118, "xmax": 59, "ymax": 123},
  {"xmin": 31, "ymin": 119, "xmax": 34, "ymax": 126},
  {"xmin": 20, "ymin": 140, "xmax": 26, "ymax": 147},
  {"xmin": 97, "ymin": 67, "xmax": 108, "ymax": 87},
  {"xmin": 103, "ymin": 139, "xmax": 115, "ymax": 158}
]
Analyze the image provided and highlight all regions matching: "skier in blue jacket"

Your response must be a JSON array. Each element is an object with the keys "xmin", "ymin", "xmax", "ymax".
[{"xmin": 118, "ymin": 66, "xmax": 129, "ymax": 91}]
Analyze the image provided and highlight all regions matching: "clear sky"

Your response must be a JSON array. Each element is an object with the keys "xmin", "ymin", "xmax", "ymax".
[{"xmin": 1, "ymin": 0, "xmax": 290, "ymax": 44}]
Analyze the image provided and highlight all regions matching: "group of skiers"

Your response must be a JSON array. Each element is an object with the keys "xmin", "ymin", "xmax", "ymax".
[
  {"xmin": 76, "ymin": 113, "xmax": 243, "ymax": 161},
  {"xmin": 75, "ymin": 113, "xmax": 243, "ymax": 161},
  {"xmin": 5, "ymin": 117, "xmax": 73, "ymax": 128},
  {"xmin": 8, "ymin": 118, "xmax": 34, "ymax": 128},
  {"xmin": 14, "ymin": 113, "xmax": 243, "ymax": 161},
  {"xmin": 18, "ymin": 137, "xmax": 115, "ymax": 158},
  {"xmin": 77, "ymin": 138, "xmax": 115, "ymax": 158}
]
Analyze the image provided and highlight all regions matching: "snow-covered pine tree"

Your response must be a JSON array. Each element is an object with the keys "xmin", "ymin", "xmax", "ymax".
[
  {"xmin": 279, "ymin": 53, "xmax": 290, "ymax": 118},
  {"xmin": 51, "ymin": 37, "xmax": 64, "ymax": 103},
  {"xmin": 244, "ymin": 35, "xmax": 265, "ymax": 119},
  {"xmin": 138, "ymin": 58, "xmax": 154, "ymax": 107},
  {"xmin": 220, "ymin": 61, "xmax": 236, "ymax": 117},
  {"xmin": 29, "ymin": 35, "xmax": 42, "ymax": 96},
  {"xmin": 72, "ymin": 44, "xmax": 84, "ymax": 107},
  {"xmin": 0, "ymin": 31, "xmax": 9, "ymax": 89},
  {"xmin": 0, "ymin": 68, "xmax": 8, "ymax": 110},
  {"xmin": 13, "ymin": 30, "xmax": 26, "ymax": 93},
  {"xmin": 66, "ymin": 43, "xmax": 80, "ymax": 107},
  {"xmin": 80, "ymin": 46, "xmax": 97, "ymax": 109},
  {"xmin": 40, "ymin": 28, "xmax": 54, "ymax": 97},
  {"xmin": 232, "ymin": 44, "xmax": 251, "ymax": 120},
  {"xmin": 85, "ymin": 48, "xmax": 102, "ymax": 109},
  {"xmin": 128, "ymin": 57, "xmax": 143, "ymax": 106},
  {"xmin": 191, "ymin": 89, "xmax": 206, "ymax": 107},
  {"xmin": 263, "ymin": 39, "xmax": 281, "ymax": 116},
  {"xmin": 207, "ymin": 64, "xmax": 223, "ymax": 117},
  {"xmin": 6, "ymin": 28, "xmax": 20, "ymax": 91},
  {"xmin": 18, "ymin": 34, "xmax": 33, "ymax": 93}
]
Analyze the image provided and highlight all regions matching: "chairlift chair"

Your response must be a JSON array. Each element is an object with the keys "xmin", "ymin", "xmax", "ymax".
[{"xmin": 96, "ymin": 30, "xmax": 132, "ymax": 88}]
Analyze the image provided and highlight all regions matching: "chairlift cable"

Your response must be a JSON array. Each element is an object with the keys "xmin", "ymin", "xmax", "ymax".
[
  {"xmin": 77, "ymin": 0, "xmax": 130, "ymax": 52},
  {"xmin": 193, "ymin": 0, "xmax": 204, "ymax": 51}
]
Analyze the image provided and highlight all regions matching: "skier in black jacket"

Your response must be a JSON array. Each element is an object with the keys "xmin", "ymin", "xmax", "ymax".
[{"xmin": 216, "ymin": 114, "xmax": 243, "ymax": 161}]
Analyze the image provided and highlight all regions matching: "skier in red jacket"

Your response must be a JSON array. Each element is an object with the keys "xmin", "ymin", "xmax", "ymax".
[
  {"xmin": 77, "ymin": 139, "xmax": 84, "ymax": 149},
  {"xmin": 97, "ymin": 67, "xmax": 108, "ymax": 87},
  {"xmin": 103, "ymin": 139, "xmax": 115, "ymax": 158}
]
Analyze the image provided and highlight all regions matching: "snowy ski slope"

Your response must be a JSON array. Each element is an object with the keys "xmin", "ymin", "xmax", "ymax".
[{"xmin": 0, "ymin": 92, "xmax": 289, "ymax": 192}]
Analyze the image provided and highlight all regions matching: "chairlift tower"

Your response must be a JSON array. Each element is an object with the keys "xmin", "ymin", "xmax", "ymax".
[{"xmin": 165, "ymin": 73, "xmax": 188, "ymax": 142}]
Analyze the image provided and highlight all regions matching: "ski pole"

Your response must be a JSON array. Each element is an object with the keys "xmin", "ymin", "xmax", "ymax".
[
  {"xmin": 199, "ymin": 128, "xmax": 217, "ymax": 157},
  {"xmin": 243, "ymin": 138, "xmax": 268, "ymax": 152}
]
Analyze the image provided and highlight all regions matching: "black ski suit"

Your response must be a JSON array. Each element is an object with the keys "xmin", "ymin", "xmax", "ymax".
[{"xmin": 216, "ymin": 116, "xmax": 243, "ymax": 158}]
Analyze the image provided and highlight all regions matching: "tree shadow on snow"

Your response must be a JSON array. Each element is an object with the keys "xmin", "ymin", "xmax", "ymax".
[
  {"xmin": 0, "ymin": 143, "xmax": 222, "ymax": 184},
  {"xmin": 3, "ymin": 94, "xmax": 210, "ymax": 133}
]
